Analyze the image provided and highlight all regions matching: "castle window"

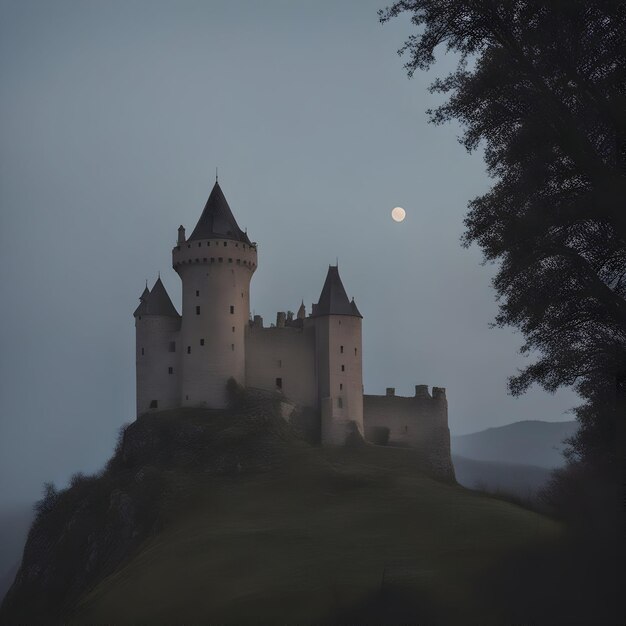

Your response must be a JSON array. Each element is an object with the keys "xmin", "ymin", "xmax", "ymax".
[
  {"xmin": 340, "ymin": 345, "xmax": 344, "ymax": 353},
  {"xmin": 340, "ymin": 383, "xmax": 343, "ymax": 390},
  {"xmin": 187, "ymin": 244, "xmax": 191, "ymax": 249},
  {"xmin": 168, "ymin": 341, "xmax": 176, "ymax": 352},
  {"xmin": 203, "ymin": 257, "xmax": 207, "ymax": 262},
  {"xmin": 141, "ymin": 347, "xmax": 144, "ymax": 355},
  {"xmin": 200, "ymin": 338, "xmax": 205, "ymax": 346},
  {"xmin": 237, "ymin": 259, "xmax": 241, "ymax": 265},
  {"xmin": 337, "ymin": 397, "xmax": 343, "ymax": 408},
  {"xmin": 231, "ymin": 343, "xmax": 235, "ymax": 351},
  {"xmin": 187, "ymin": 346, "xmax": 191, "ymax": 354},
  {"xmin": 228, "ymin": 258, "xmax": 233, "ymax": 263},
  {"xmin": 196, "ymin": 290, "xmax": 200, "ymax": 296},
  {"xmin": 150, "ymin": 400, "xmax": 158, "ymax": 408},
  {"xmin": 195, "ymin": 258, "xmax": 199, "ymax": 263},
  {"xmin": 168, "ymin": 367, "xmax": 173, "ymax": 374},
  {"xmin": 196, "ymin": 306, "xmax": 201, "ymax": 315},
  {"xmin": 198, "ymin": 242, "xmax": 201, "ymax": 247},
  {"xmin": 232, "ymin": 326, "xmax": 235, "ymax": 332},
  {"xmin": 219, "ymin": 257, "xmax": 223, "ymax": 263},
  {"xmin": 243, "ymin": 245, "xmax": 246, "ymax": 250},
  {"xmin": 355, "ymin": 348, "xmax": 358, "ymax": 356},
  {"xmin": 230, "ymin": 305, "xmax": 234, "ymax": 314},
  {"xmin": 223, "ymin": 241, "xmax": 227, "ymax": 247},
  {"xmin": 276, "ymin": 377, "xmax": 282, "ymax": 389},
  {"xmin": 341, "ymin": 365, "xmax": 345, "ymax": 371}
]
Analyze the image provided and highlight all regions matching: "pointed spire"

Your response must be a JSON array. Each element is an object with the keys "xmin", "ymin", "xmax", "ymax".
[
  {"xmin": 134, "ymin": 284, "xmax": 151, "ymax": 317},
  {"xmin": 134, "ymin": 277, "xmax": 180, "ymax": 318},
  {"xmin": 297, "ymin": 300, "xmax": 306, "ymax": 320},
  {"xmin": 311, "ymin": 265, "xmax": 362, "ymax": 318},
  {"xmin": 188, "ymin": 181, "xmax": 251, "ymax": 244}
]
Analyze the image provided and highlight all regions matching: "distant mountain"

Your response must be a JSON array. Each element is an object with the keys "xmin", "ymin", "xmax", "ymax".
[{"xmin": 451, "ymin": 420, "xmax": 578, "ymax": 469}]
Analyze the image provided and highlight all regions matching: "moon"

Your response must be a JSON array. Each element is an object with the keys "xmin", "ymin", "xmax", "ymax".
[{"xmin": 391, "ymin": 207, "xmax": 406, "ymax": 222}]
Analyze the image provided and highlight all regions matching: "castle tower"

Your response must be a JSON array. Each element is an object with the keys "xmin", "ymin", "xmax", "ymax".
[
  {"xmin": 172, "ymin": 181, "xmax": 257, "ymax": 408},
  {"xmin": 133, "ymin": 278, "xmax": 182, "ymax": 415},
  {"xmin": 311, "ymin": 266, "xmax": 363, "ymax": 444}
]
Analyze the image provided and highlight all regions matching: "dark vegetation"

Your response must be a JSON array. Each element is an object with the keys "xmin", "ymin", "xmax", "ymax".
[{"xmin": 381, "ymin": 0, "xmax": 625, "ymax": 543}]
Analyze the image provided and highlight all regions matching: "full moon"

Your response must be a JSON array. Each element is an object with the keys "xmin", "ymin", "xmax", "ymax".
[{"xmin": 391, "ymin": 207, "xmax": 406, "ymax": 222}]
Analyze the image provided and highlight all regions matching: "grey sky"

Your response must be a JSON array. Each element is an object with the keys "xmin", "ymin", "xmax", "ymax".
[{"xmin": 0, "ymin": 0, "xmax": 577, "ymax": 507}]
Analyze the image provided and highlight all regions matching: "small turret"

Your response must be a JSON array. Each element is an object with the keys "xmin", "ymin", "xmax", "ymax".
[
  {"xmin": 297, "ymin": 301, "xmax": 306, "ymax": 320},
  {"xmin": 177, "ymin": 225, "xmax": 186, "ymax": 244},
  {"xmin": 134, "ymin": 278, "xmax": 181, "ymax": 415}
]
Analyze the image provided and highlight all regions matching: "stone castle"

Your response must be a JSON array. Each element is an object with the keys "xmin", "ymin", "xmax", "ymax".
[{"xmin": 133, "ymin": 180, "xmax": 452, "ymax": 453}]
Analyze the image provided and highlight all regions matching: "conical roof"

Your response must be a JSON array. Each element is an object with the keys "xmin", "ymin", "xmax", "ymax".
[
  {"xmin": 134, "ymin": 277, "xmax": 180, "ymax": 318},
  {"xmin": 311, "ymin": 266, "xmax": 362, "ymax": 318},
  {"xmin": 188, "ymin": 181, "xmax": 251, "ymax": 244},
  {"xmin": 133, "ymin": 285, "xmax": 150, "ymax": 317}
]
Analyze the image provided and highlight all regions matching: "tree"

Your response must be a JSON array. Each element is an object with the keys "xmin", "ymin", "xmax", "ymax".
[{"xmin": 379, "ymin": 1, "xmax": 626, "ymax": 484}]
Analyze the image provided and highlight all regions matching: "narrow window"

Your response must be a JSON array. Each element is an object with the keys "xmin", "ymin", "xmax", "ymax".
[
  {"xmin": 340, "ymin": 383, "xmax": 343, "ymax": 390},
  {"xmin": 235, "ymin": 243, "xmax": 239, "ymax": 247},
  {"xmin": 196, "ymin": 306, "xmax": 201, "ymax": 315},
  {"xmin": 231, "ymin": 343, "xmax": 235, "ymax": 351},
  {"xmin": 141, "ymin": 347, "xmax": 144, "ymax": 355},
  {"xmin": 223, "ymin": 241, "xmax": 227, "ymax": 247},
  {"xmin": 276, "ymin": 377, "xmax": 282, "ymax": 389},
  {"xmin": 237, "ymin": 259, "xmax": 241, "ymax": 265},
  {"xmin": 230, "ymin": 305, "xmax": 234, "ymax": 314},
  {"xmin": 208, "ymin": 241, "xmax": 211, "ymax": 246},
  {"xmin": 187, "ymin": 244, "xmax": 191, "ymax": 249},
  {"xmin": 337, "ymin": 397, "xmax": 343, "ymax": 408},
  {"xmin": 168, "ymin": 367, "xmax": 173, "ymax": 375},
  {"xmin": 219, "ymin": 257, "xmax": 223, "ymax": 263},
  {"xmin": 355, "ymin": 348, "xmax": 357, "ymax": 356},
  {"xmin": 228, "ymin": 258, "xmax": 233, "ymax": 263},
  {"xmin": 169, "ymin": 341, "xmax": 176, "ymax": 352},
  {"xmin": 341, "ymin": 364, "xmax": 345, "ymax": 372},
  {"xmin": 340, "ymin": 345, "xmax": 344, "ymax": 353},
  {"xmin": 195, "ymin": 258, "xmax": 199, "ymax": 263},
  {"xmin": 200, "ymin": 338, "xmax": 205, "ymax": 346},
  {"xmin": 198, "ymin": 242, "xmax": 201, "ymax": 247},
  {"xmin": 203, "ymin": 257, "xmax": 207, "ymax": 262},
  {"xmin": 187, "ymin": 346, "xmax": 191, "ymax": 354},
  {"xmin": 232, "ymin": 326, "xmax": 235, "ymax": 332},
  {"xmin": 150, "ymin": 400, "xmax": 158, "ymax": 409}
]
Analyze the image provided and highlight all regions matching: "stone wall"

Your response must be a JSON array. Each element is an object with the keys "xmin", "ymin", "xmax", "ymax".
[{"xmin": 363, "ymin": 386, "xmax": 455, "ymax": 481}]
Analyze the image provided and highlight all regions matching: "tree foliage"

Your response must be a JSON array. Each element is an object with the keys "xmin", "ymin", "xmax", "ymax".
[{"xmin": 380, "ymin": 1, "xmax": 626, "ymax": 474}]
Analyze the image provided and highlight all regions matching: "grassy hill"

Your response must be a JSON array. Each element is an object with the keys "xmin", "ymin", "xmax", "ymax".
[
  {"xmin": 7, "ymin": 396, "xmax": 620, "ymax": 624},
  {"xmin": 67, "ymin": 444, "xmax": 560, "ymax": 624}
]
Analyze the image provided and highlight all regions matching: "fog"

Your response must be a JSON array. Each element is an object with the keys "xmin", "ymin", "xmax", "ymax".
[{"xmin": 0, "ymin": 0, "xmax": 577, "ymax": 509}]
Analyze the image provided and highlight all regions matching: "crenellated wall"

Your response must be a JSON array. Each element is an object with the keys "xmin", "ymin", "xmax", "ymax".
[
  {"xmin": 245, "ymin": 318, "xmax": 317, "ymax": 408},
  {"xmin": 363, "ymin": 385, "xmax": 454, "ymax": 480}
]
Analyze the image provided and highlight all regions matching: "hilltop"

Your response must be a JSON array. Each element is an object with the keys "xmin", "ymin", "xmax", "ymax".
[{"xmin": 6, "ymin": 396, "xmax": 614, "ymax": 624}]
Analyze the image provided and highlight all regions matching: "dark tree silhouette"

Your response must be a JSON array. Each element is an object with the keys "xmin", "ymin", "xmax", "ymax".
[{"xmin": 380, "ymin": 1, "xmax": 626, "ymax": 493}]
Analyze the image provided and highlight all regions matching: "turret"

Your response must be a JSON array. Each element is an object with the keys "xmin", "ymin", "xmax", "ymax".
[
  {"xmin": 134, "ymin": 278, "xmax": 181, "ymax": 415},
  {"xmin": 311, "ymin": 265, "xmax": 363, "ymax": 445},
  {"xmin": 172, "ymin": 181, "xmax": 257, "ymax": 408}
]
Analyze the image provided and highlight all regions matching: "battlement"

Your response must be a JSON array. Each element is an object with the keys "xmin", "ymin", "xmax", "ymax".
[
  {"xmin": 371, "ymin": 385, "xmax": 446, "ymax": 401},
  {"xmin": 172, "ymin": 237, "xmax": 257, "ymax": 271}
]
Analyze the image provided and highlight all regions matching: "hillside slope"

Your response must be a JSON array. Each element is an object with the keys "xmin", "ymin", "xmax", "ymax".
[
  {"xmin": 3, "ymin": 396, "xmax": 581, "ymax": 625},
  {"xmin": 67, "ymin": 450, "xmax": 559, "ymax": 625},
  {"xmin": 452, "ymin": 420, "xmax": 578, "ymax": 468}
]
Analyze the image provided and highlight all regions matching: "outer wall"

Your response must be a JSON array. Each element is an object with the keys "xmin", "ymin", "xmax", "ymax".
[{"xmin": 245, "ymin": 324, "xmax": 317, "ymax": 407}]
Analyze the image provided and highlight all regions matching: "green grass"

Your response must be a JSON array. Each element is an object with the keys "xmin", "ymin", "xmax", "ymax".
[{"xmin": 68, "ymin": 443, "xmax": 560, "ymax": 625}]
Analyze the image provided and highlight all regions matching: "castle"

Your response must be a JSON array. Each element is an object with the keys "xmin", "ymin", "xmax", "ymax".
[{"xmin": 134, "ymin": 180, "xmax": 452, "ymax": 452}]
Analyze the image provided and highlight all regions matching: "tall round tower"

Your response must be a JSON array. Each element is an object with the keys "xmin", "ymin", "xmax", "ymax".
[{"xmin": 172, "ymin": 181, "xmax": 257, "ymax": 408}]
